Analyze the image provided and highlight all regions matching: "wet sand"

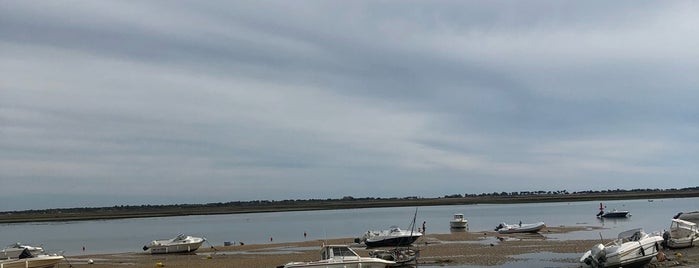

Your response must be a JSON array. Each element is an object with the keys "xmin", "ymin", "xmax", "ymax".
[{"xmin": 57, "ymin": 225, "xmax": 699, "ymax": 268}]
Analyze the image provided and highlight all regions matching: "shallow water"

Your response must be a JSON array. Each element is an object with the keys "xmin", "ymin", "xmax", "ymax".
[{"xmin": 0, "ymin": 197, "xmax": 696, "ymax": 256}]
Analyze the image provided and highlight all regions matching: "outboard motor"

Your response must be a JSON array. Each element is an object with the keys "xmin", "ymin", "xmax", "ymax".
[{"xmin": 494, "ymin": 223, "xmax": 504, "ymax": 231}]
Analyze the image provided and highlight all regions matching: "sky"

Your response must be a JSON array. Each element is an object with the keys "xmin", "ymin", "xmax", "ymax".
[{"xmin": 1, "ymin": 1, "xmax": 698, "ymax": 211}]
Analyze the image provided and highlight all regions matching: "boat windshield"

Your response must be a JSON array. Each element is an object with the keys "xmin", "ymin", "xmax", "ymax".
[{"xmin": 332, "ymin": 247, "xmax": 357, "ymax": 257}]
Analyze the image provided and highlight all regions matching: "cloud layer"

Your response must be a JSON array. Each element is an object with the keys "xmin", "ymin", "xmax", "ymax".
[{"xmin": 2, "ymin": 1, "xmax": 698, "ymax": 210}]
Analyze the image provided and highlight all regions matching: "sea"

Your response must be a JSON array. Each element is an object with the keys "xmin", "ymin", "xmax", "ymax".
[{"xmin": 1, "ymin": 197, "xmax": 697, "ymax": 266}]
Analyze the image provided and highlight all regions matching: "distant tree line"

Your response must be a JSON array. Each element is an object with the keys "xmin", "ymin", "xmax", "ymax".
[{"xmin": 2, "ymin": 186, "xmax": 698, "ymax": 215}]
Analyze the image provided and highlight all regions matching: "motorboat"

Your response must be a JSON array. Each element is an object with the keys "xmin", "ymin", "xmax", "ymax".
[
  {"xmin": 142, "ymin": 234, "xmax": 205, "ymax": 254},
  {"xmin": 580, "ymin": 228, "xmax": 664, "ymax": 268},
  {"xmin": 280, "ymin": 244, "xmax": 395, "ymax": 268},
  {"xmin": 369, "ymin": 247, "xmax": 418, "ymax": 267},
  {"xmin": 494, "ymin": 222, "xmax": 545, "ymax": 234},
  {"xmin": 1, "ymin": 243, "xmax": 44, "ymax": 260},
  {"xmin": 596, "ymin": 202, "xmax": 630, "ymax": 218},
  {"xmin": 0, "ymin": 253, "xmax": 63, "ymax": 268},
  {"xmin": 674, "ymin": 211, "xmax": 699, "ymax": 224},
  {"xmin": 360, "ymin": 226, "xmax": 422, "ymax": 247},
  {"xmin": 663, "ymin": 219, "xmax": 699, "ymax": 249},
  {"xmin": 597, "ymin": 209, "xmax": 630, "ymax": 218},
  {"xmin": 450, "ymin": 213, "xmax": 468, "ymax": 229}
]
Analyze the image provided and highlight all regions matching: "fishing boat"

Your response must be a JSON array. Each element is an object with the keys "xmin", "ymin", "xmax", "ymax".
[
  {"xmin": 596, "ymin": 203, "xmax": 630, "ymax": 218},
  {"xmin": 580, "ymin": 228, "xmax": 664, "ymax": 268},
  {"xmin": 279, "ymin": 244, "xmax": 395, "ymax": 268},
  {"xmin": 0, "ymin": 254, "xmax": 63, "ymax": 268},
  {"xmin": 663, "ymin": 219, "xmax": 699, "ymax": 249},
  {"xmin": 360, "ymin": 227, "xmax": 422, "ymax": 247},
  {"xmin": 142, "ymin": 234, "xmax": 205, "ymax": 254},
  {"xmin": 1, "ymin": 243, "xmax": 44, "ymax": 260},
  {"xmin": 674, "ymin": 211, "xmax": 699, "ymax": 224},
  {"xmin": 449, "ymin": 213, "xmax": 468, "ymax": 229},
  {"xmin": 494, "ymin": 221, "xmax": 545, "ymax": 234}
]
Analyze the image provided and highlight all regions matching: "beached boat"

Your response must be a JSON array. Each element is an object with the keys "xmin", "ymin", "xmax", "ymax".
[
  {"xmin": 0, "ymin": 254, "xmax": 64, "ymax": 268},
  {"xmin": 280, "ymin": 245, "xmax": 395, "ymax": 268},
  {"xmin": 142, "ymin": 234, "xmax": 205, "ymax": 254},
  {"xmin": 674, "ymin": 211, "xmax": 699, "ymax": 224},
  {"xmin": 663, "ymin": 219, "xmax": 699, "ymax": 249},
  {"xmin": 494, "ymin": 222, "xmax": 545, "ymax": 234},
  {"xmin": 1, "ymin": 243, "xmax": 44, "ymax": 260},
  {"xmin": 450, "ymin": 213, "xmax": 468, "ymax": 229},
  {"xmin": 580, "ymin": 228, "xmax": 664, "ymax": 268},
  {"xmin": 369, "ymin": 247, "xmax": 418, "ymax": 267},
  {"xmin": 360, "ymin": 227, "xmax": 422, "ymax": 247}
]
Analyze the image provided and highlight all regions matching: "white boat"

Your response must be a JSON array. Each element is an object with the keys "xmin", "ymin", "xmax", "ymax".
[
  {"xmin": 450, "ymin": 213, "xmax": 468, "ymax": 229},
  {"xmin": 142, "ymin": 234, "xmax": 205, "ymax": 254},
  {"xmin": 0, "ymin": 255, "xmax": 64, "ymax": 268},
  {"xmin": 674, "ymin": 211, "xmax": 699, "ymax": 224},
  {"xmin": 280, "ymin": 244, "xmax": 395, "ymax": 268},
  {"xmin": 360, "ymin": 227, "xmax": 422, "ymax": 247},
  {"xmin": 580, "ymin": 228, "xmax": 664, "ymax": 268},
  {"xmin": 663, "ymin": 219, "xmax": 699, "ymax": 249},
  {"xmin": 494, "ymin": 222, "xmax": 545, "ymax": 234},
  {"xmin": 1, "ymin": 243, "xmax": 44, "ymax": 260},
  {"xmin": 369, "ymin": 247, "xmax": 418, "ymax": 267}
]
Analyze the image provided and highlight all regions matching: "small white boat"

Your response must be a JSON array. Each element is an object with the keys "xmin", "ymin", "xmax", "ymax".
[
  {"xmin": 280, "ymin": 244, "xmax": 395, "ymax": 268},
  {"xmin": 142, "ymin": 234, "xmax": 205, "ymax": 254},
  {"xmin": 674, "ymin": 211, "xmax": 699, "ymax": 224},
  {"xmin": 580, "ymin": 228, "xmax": 664, "ymax": 268},
  {"xmin": 494, "ymin": 222, "xmax": 545, "ymax": 234},
  {"xmin": 1, "ymin": 243, "xmax": 44, "ymax": 260},
  {"xmin": 369, "ymin": 247, "xmax": 418, "ymax": 266},
  {"xmin": 0, "ymin": 255, "xmax": 64, "ymax": 268},
  {"xmin": 663, "ymin": 219, "xmax": 699, "ymax": 249},
  {"xmin": 360, "ymin": 227, "xmax": 422, "ymax": 247},
  {"xmin": 450, "ymin": 213, "xmax": 468, "ymax": 229}
]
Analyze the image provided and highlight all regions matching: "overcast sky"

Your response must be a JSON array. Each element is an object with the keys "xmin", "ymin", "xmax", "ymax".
[{"xmin": 1, "ymin": 1, "xmax": 698, "ymax": 211}]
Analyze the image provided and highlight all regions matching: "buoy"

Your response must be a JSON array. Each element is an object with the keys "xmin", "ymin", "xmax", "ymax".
[
  {"xmin": 206, "ymin": 254, "xmax": 212, "ymax": 259},
  {"xmin": 88, "ymin": 259, "xmax": 94, "ymax": 264},
  {"xmin": 156, "ymin": 262, "xmax": 165, "ymax": 267},
  {"xmin": 676, "ymin": 252, "xmax": 683, "ymax": 258}
]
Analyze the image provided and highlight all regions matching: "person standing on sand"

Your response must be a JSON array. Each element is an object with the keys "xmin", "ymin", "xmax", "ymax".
[{"xmin": 422, "ymin": 221, "xmax": 426, "ymax": 234}]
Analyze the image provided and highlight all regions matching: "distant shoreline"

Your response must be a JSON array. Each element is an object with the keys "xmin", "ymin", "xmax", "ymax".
[{"xmin": 2, "ymin": 190, "xmax": 698, "ymax": 224}]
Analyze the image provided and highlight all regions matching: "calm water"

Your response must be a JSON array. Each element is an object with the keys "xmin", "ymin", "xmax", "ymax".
[{"xmin": 1, "ymin": 197, "xmax": 697, "ymax": 257}]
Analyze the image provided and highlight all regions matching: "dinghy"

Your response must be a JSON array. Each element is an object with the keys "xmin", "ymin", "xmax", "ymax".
[
  {"xmin": 663, "ymin": 219, "xmax": 699, "ymax": 249},
  {"xmin": 494, "ymin": 221, "xmax": 545, "ymax": 234}
]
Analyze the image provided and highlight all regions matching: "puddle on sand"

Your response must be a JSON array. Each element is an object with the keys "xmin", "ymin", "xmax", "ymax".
[
  {"xmin": 421, "ymin": 251, "xmax": 580, "ymax": 268},
  {"xmin": 196, "ymin": 246, "xmax": 319, "ymax": 256}
]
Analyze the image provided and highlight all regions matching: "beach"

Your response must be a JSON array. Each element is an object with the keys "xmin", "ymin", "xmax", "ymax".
[{"xmin": 61, "ymin": 226, "xmax": 699, "ymax": 268}]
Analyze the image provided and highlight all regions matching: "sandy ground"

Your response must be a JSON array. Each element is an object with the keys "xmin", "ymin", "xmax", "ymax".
[{"xmin": 59, "ymin": 226, "xmax": 699, "ymax": 268}]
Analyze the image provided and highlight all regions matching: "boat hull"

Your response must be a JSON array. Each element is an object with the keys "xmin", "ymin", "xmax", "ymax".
[
  {"xmin": 450, "ymin": 221, "xmax": 468, "ymax": 229},
  {"xmin": 283, "ymin": 259, "xmax": 392, "ymax": 268},
  {"xmin": 148, "ymin": 241, "xmax": 204, "ymax": 254},
  {"xmin": 600, "ymin": 211, "xmax": 630, "ymax": 218},
  {"xmin": 0, "ymin": 255, "xmax": 63, "ymax": 268},
  {"xmin": 365, "ymin": 235, "xmax": 421, "ymax": 248},
  {"xmin": 496, "ymin": 222, "xmax": 545, "ymax": 234}
]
